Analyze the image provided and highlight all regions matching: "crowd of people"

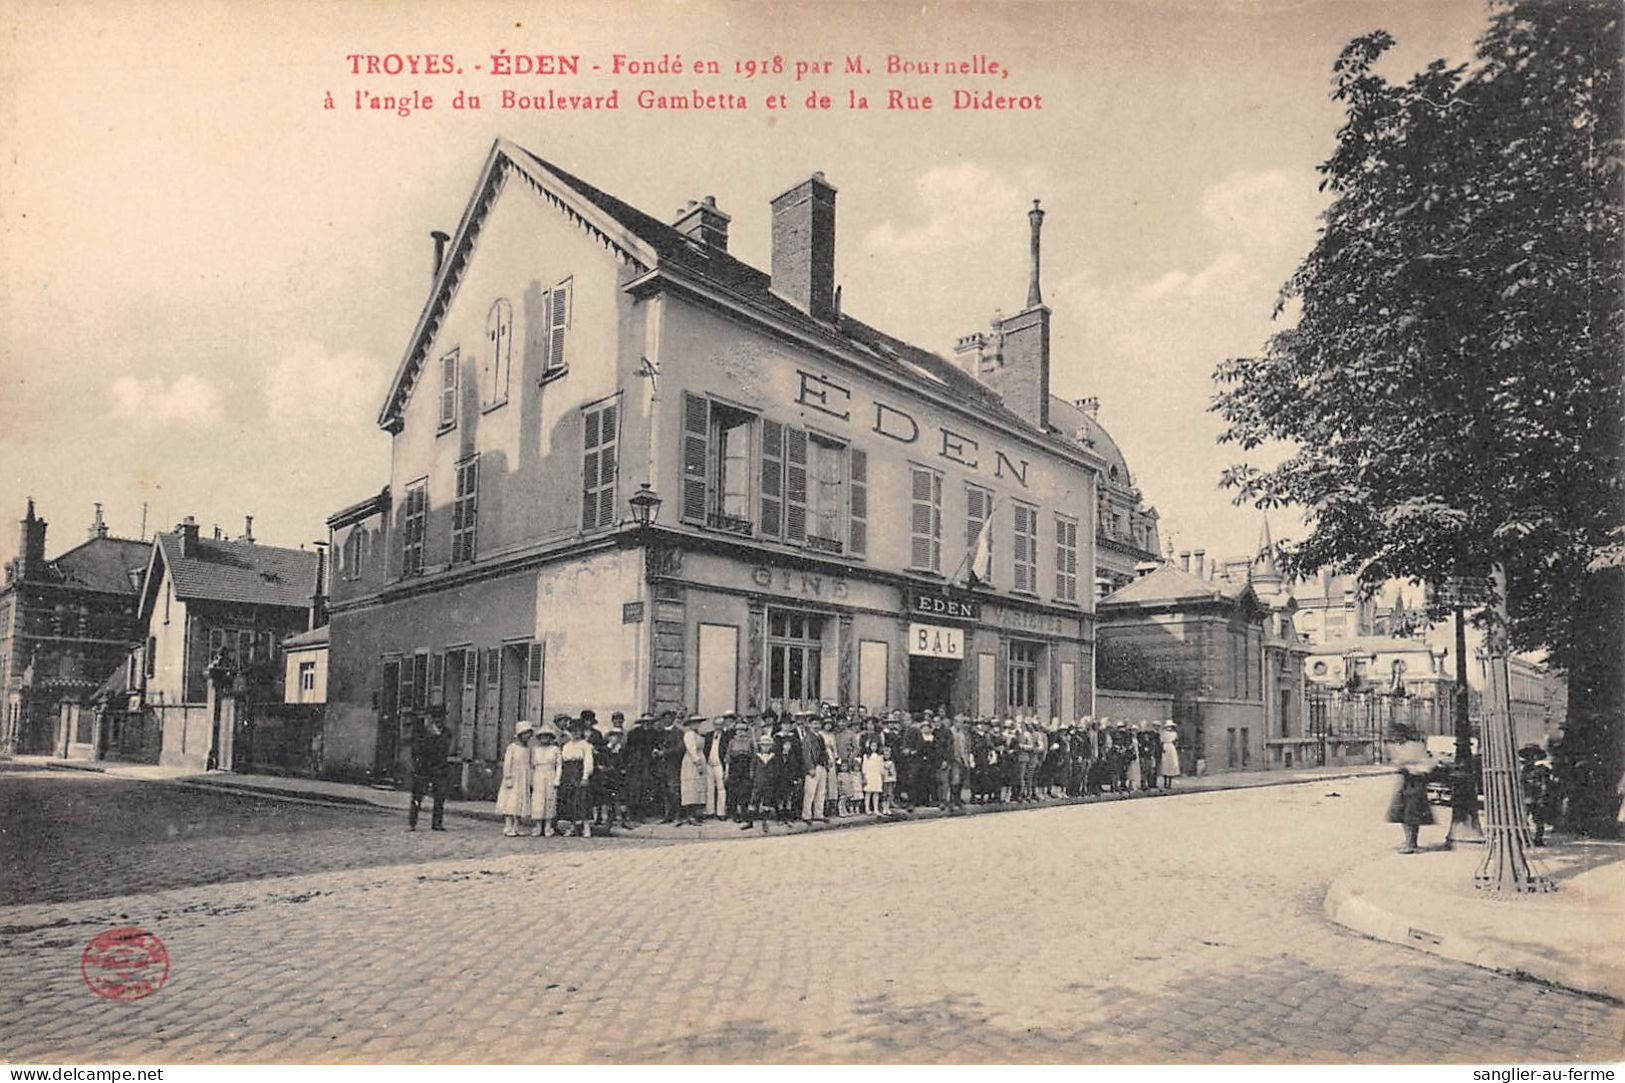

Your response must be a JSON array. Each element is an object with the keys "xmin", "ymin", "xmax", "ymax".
[{"xmin": 488, "ymin": 705, "xmax": 1183, "ymax": 838}]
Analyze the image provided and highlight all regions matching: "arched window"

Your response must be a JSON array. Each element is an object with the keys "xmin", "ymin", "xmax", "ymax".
[{"xmin": 483, "ymin": 298, "xmax": 512, "ymax": 407}]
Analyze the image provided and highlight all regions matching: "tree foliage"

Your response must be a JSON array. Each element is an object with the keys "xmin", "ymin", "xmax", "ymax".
[{"xmin": 1212, "ymin": 1, "xmax": 1623, "ymax": 830}]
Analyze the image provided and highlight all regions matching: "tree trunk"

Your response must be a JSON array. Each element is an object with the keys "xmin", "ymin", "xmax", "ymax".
[{"xmin": 1558, "ymin": 567, "xmax": 1624, "ymax": 838}]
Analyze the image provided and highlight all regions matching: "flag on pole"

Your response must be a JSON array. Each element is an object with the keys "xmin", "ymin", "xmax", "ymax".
[{"xmin": 965, "ymin": 498, "xmax": 995, "ymax": 588}]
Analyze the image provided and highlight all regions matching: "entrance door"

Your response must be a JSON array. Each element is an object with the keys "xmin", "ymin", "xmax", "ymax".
[
  {"xmin": 908, "ymin": 656, "xmax": 958, "ymax": 715},
  {"xmin": 697, "ymin": 623, "xmax": 739, "ymax": 717},
  {"xmin": 377, "ymin": 659, "xmax": 400, "ymax": 775}
]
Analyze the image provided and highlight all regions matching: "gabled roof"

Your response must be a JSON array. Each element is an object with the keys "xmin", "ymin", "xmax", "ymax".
[
  {"xmin": 377, "ymin": 139, "xmax": 1088, "ymax": 461},
  {"xmin": 147, "ymin": 533, "xmax": 319, "ymax": 611},
  {"xmin": 327, "ymin": 487, "xmax": 391, "ymax": 530},
  {"xmin": 34, "ymin": 536, "xmax": 149, "ymax": 595},
  {"xmin": 1100, "ymin": 564, "xmax": 1258, "ymax": 609}
]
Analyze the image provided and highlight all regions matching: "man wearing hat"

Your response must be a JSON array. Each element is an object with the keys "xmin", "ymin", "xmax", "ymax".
[
  {"xmin": 704, "ymin": 711, "xmax": 734, "ymax": 820},
  {"xmin": 622, "ymin": 712, "xmax": 656, "ymax": 822},
  {"xmin": 795, "ymin": 708, "xmax": 830, "ymax": 823},
  {"xmin": 725, "ymin": 712, "xmax": 760, "ymax": 824},
  {"xmin": 408, "ymin": 706, "xmax": 452, "ymax": 832},
  {"xmin": 657, "ymin": 709, "xmax": 685, "ymax": 823}
]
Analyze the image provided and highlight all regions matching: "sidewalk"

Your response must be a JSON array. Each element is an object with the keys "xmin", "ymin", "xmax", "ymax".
[
  {"xmin": 9, "ymin": 753, "xmax": 1393, "ymax": 839},
  {"xmin": 1324, "ymin": 836, "xmax": 1625, "ymax": 1001}
]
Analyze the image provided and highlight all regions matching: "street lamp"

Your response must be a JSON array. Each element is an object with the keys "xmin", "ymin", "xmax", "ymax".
[{"xmin": 629, "ymin": 482, "xmax": 663, "ymax": 528}]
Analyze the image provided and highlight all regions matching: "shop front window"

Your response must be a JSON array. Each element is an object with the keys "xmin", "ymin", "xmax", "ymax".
[{"xmin": 768, "ymin": 610, "xmax": 824, "ymax": 707}]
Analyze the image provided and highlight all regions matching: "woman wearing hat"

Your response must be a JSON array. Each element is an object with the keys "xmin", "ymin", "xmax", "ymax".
[
  {"xmin": 529, "ymin": 720, "xmax": 564, "ymax": 837},
  {"xmin": 679, "ymin": 714, "xmax": 708, "ymax": 825},
  {"xmin": 1158, "ymin": 721, "xmax": 1181, "ymax": 790},
  {"xmin": 495, "ymin": 721, "xmax": 534, "ymax": 837}
]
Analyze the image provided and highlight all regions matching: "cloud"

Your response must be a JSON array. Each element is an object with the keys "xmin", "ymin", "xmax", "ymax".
[
  {"xmin": 262, "ymin": 340, "xmax": 393, "ymax": 427},
  {"xmin": 862, "ymin": 161, "xmax": 1041, "ymax": 258},
  {"xmin": 1200, "ymin": 167, "xmax": 1327, "ymax": 259},
  {"xmin": 108, "ymin": 374, "xmax": 223, "ymax": 426}
]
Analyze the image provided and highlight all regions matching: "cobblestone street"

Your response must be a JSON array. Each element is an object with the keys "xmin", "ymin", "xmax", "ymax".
[{"xmin": 2, "ymin": 771, "xmax": 1619, "ymax": 1063}]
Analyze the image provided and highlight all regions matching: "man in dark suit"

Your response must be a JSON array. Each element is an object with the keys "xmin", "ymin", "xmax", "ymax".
[
  {"xmin": 657, "ymin": 710, "xmax": 686, "ymax": 822},
  {"xmin": 622, "ymin": 713, "xmax": 656, "ymax": 820},
  {"xmin": 408, "ymin": 708, "xmax": 452, "ymax": 831}
]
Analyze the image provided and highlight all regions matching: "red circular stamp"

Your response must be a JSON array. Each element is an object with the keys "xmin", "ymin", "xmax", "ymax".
[{"xmin": 81, "ymin": 926, "xmax": 170, "ymax": 1002}]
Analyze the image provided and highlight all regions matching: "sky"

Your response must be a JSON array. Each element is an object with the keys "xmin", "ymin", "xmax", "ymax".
[{"xmin": 0, "ymin": 0, "xmax": 1491, "ymax": 567}]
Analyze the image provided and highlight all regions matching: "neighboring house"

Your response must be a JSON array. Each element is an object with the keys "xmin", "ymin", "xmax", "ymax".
[
  {"xmin": 134, "ymin": 516, "xmax": 320, "ymax": 769},
  {"xmin": 282, "ymin": 625, "xmax": 328, "ymax": 704},
  {"xmin": 0, "ymin": 501, "xmax": 147, "ymax": 754},
  {"xmin": 1043, "ymin": 397, "xmax": 1162, "ymax": 598},
  {"xmin": 325, "ymin": 139, "xmax": 1107, "ymax": 791},
  {"xmin": 1096, "ymin": 563, "xmax": 1309, "ymax": 773}
]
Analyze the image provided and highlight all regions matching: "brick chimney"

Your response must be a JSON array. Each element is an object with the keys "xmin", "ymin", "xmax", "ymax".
[
  {"xmin": 240, "ymin": 515, "xmax": 255, "ymax": 544},
  {"xmin": 1193, "ymin": 549, "xmax": 1206, "ymax": 579},
  {"xmin": 17, "ymin": 499, "xmax": 47, "ymax": 580},
  {"xmin": 175, "ymin": 516, "xmax": 200, "ymax": 559},
  {"xmin": 1180, "ymin": 550, "xmax": 1191, "ymax": 574},
  {"xmin": 980, "ymin": 200, "xmax": 1051, "ymax": 430},
  {"xmin": 770, "ymin": 172, "xmax": 837, "ymax": 320},
  {"xmin": 88, "ymin": 502, "xmax": 108, "ymax": 540},
  {"xmin": 673, "ymin": 195, "xmax": 730, "ymax": 251}
]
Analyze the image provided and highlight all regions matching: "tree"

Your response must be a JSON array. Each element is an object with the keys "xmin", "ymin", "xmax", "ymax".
[{"xmin": 1212, "ymin": 1, "xmax": 1623, "ymax": 834}]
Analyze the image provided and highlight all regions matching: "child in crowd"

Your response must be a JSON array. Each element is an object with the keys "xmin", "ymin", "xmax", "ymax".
[
  {"xmin": 495, "ymin": 721, "xmax": 533, "ymax": 837},
  {"xmin": 881, "ymin": 748, "xmax": 898, "ymax": 814},
  {"xmin": 862, "ymin": 742, "xmax": 886, "ymax": 815},
  {"xmin": 529, "ymin": 723, "xmax": 562, "ymax": 837}
]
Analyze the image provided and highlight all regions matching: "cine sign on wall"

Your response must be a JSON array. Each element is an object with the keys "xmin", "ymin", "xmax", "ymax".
[{"xmin": 909, "ymin": 623, "xmax": 965, "ymax": 659}]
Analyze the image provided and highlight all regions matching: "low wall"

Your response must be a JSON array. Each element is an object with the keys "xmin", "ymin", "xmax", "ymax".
[
  {"xmin": 156, "ymin": 704, "xmax": 213, "ymax": 770},
  {"xmin": 321, "ymin": 703, "xmax": 380, "ymax": 779},
  {"xmin": 1095, "ymin": 689, "xmax": 1175, "ymax": 723},
  {"xmin": 1192, "ymin": 697, "xmax": 1266, "ymax": 774}
]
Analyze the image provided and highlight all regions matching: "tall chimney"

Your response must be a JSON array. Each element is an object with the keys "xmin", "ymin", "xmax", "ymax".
[
  {"xmin": 1026, "ymin": 199, "xmax": 1045, "ymax": 310},
  {"xmin": 241, "ymin": 515, "xmax": 255, "ymax": 544},
  {"xmin": 430, "ymin": 230, "xmax": 451, "ymax": 282},
  {"xmin": 175, "ymin": 516, "xmax": 200, "ymax": 559},
  {"xmin": 18, "ymin": 499, "xmax": 47, "ymax": 580},
  {"xmin": 88, "ymin": 502, "xmax": 108, "ymax": 540},
  {"xmin": 770, "ymin": 172, "xmax": 837, "ymax": 320},
  {"xmin": 673, "ymin": 195, "xmax": 730, "ymax": 251}
]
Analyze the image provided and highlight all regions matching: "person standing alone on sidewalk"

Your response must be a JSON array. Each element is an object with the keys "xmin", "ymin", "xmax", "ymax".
[
  {"xmin": 409, "ymin": 708, "xmax": 452, "ymax": 832},
  {"xmin": 1386, "ymin": 740, "xmax": 1435, "ymax": 853}
]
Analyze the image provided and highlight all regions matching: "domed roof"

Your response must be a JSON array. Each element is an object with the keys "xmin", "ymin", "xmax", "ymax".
[{"xmin": 1051, "ymin": 396, "xmax": 1131, "ymax": 488}]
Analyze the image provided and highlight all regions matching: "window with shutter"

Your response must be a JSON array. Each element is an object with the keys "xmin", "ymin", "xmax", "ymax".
[
  {"xmin": 784, "ymin": 427, "xmax": 809, "ymax": 543},
  {"xmin": 581, "ymin": 401, "xmax": 619, "ymax": 531},
  {"xmin": 1055, "ymin": 515, "xmax": 1079, "ymax": 602},
  {"xmin": 681, "ymin": 392, "xmax": 710, "ymax": 523},
  {"xmin": 402, "ymin": 479, "xmax": 427, "ymax": 576},
  {"xmin": 848, "ymin": 448, "xmax": 867, "ymax": 557},
  {"xmin": 760, "ymin": 419, "xmax": 784, "ymax": 538},
  {"xmin": 452, "ymin": 456, "xmax": 478, "ymax": 562},
  {"xmin": 910, "ymin": 466, "xmax": 942, "ymax": 572},
  {"xmin": 438, "ymin": 350, "xmax": 458, "ymax": 430},
  {"xmin": 526, "ymin": 642, "xmax": 545, "ymax": 721},
  {"xmin": 484, "ymin": 300, "xmax": 512, "ymax": 407},
  {"xmin": 546, "ymin": 279, "xmax": 571, "ymax": 374},
  {"xmin": 1013, "ymin": 503, "xmax": 1038, "ymax": 594}
]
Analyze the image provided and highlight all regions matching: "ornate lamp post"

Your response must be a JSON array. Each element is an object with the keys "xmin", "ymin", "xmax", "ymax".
[{"xmin": 629, "ymin": 483, "xmax": 662, "ymax": 716}]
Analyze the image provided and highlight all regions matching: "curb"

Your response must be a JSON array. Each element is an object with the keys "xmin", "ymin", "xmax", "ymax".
[{"xmin": 1323, "ymin": 860, "xmax": 1624, "ymax": 1003}]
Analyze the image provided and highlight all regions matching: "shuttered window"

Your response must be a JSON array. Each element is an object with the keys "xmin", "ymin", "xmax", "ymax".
[
  {"xmin": 452, "ymin": 455, "xmax": 479, "ymax": 562},
  {"xmin": 966, "ymin": 483, "xmax": 992, "ymax": 552},
  {"xmin": 759, "ymin": 419, "xmax": 784, "ymax": 538},
  {"xmin": 1012, "ymin": 502, "xmax": 1038, "ymax": 594},
  {"xmin": 484, "ymin": 300, "xmax": 511, "ymax": 407},
  {"xmin": 581, "ymin": 401, "xmax": 619, "ymax": 531},
  {"xmin": 525, "ymin": 642, "xmax": 545, "ymax": 722},
  {"xmin": 848, "ymin": 448, "xmax": 868, "ymax": 557},
  {"xmin": 402, "ymin": 479, "xmax": 427, "ymax": 576},
  {"xmin": 438, "ymin": 350, "xmax": 459, "ymax": 430},
  {"xmin": 784, "ymin": 427, "xmax": 809, "ymax": 543},
  {"xmin": 1055, "ymin": 515, "xmax": 1079, "ymax": 602},
  {"xmin": 545, "ymin": 279, "xmax": 571, "ymax": 375},
  {"xmin": 681, "ymin": 392, "xmax": 710, "ymax": 524},
  {"xmin": 910, "ymin": 465, "xmax": 942, "ymax": 573}
]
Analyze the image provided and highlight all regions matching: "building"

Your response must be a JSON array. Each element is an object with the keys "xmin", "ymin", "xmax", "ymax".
[
  {"xmin": 282, "ymin": 625, "xmax": 329, "ymax": 704},
  {"xmin": 324, "ymin": 139, "xmax": 1106, "ymax": 792},
  {"xmin": 0, "ymin": 501, "xmax": 147, "ymax": 754},
  {"xmin": 134, "ymin": 516, "xmax": 321, "ymax": 769},
  {"xmin": 1096, "ymin": 560, "xmax": 1310, "ymax": 772}
]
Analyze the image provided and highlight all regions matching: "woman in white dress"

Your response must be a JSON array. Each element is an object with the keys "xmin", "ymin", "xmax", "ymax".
[
  {"xmin": 529, "ymin": 723, "xmax": 563, "ymax": 837},
  {"xmin": 495, "ymin": 721, "xmax": 533, "ymax": 837},
  {"xmin": 1159, "ymin": 721, "xmax": 1182, "ymax": 790}
]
